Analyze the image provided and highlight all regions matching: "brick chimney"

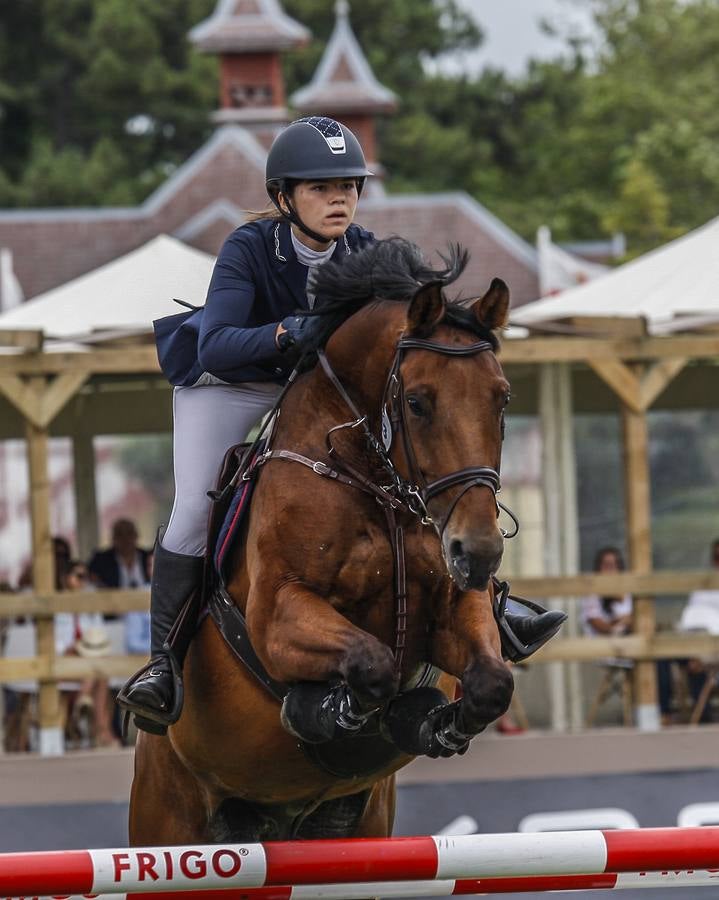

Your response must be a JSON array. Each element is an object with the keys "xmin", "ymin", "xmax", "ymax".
[{"xmin": 189, "ymin": 0, "xmax": 310, "ymax": 140}]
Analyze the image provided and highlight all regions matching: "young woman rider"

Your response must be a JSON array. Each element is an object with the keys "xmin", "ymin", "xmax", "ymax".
[{"xmin": 119, "ymin": 117, "xmax": 374, "ymax": 734}]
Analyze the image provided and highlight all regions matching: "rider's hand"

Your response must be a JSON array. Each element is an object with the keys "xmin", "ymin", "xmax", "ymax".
[{"xmin": 276, "ymin": 315, "xmax": 326, "ymax": 353}]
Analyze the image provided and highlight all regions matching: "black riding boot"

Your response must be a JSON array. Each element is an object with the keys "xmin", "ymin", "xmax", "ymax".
[
  {"xmin": 501, "ymin": 610, "xmax": 567, "ymax": 663},
  {"xmin": 117, "ymin": 537, "xmax": 204, "ymax": 735}
]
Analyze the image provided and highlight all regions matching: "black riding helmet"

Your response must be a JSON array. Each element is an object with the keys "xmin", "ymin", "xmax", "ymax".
[{"xmin": 266, "ymin": 116, "xmax": 372, "ymax": 243}]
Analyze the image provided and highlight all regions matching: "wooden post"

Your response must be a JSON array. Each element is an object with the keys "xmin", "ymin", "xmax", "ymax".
[
  {"xmin": 539, "ymin": 363, "xmax": 581, "ymax": 731},
  {"xmin": 622, "ymin": 393, "xmax": 659, "ymax": 731},
  {"xmin": 72, "ymin": 426, "xmax": 99, "ymax": 562},
  {"xmin": 25, "ymin": 400, "xmax": 64, "ymax": 754}
]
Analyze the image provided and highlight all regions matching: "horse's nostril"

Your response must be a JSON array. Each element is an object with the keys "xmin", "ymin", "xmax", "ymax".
[{"xmin": 449, "ymin": 540, "xmax": 471, "ymax": 580}]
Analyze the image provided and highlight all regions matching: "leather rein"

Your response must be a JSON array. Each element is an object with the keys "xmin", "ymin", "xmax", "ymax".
[{"xmin": 253, "ymin": 331, "xmax": 519, "ymax": 673}]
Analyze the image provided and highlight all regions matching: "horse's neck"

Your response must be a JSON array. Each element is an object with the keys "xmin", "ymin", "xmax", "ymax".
[{"xmin": 276, "ymin": 304, "xmax": 400, "ymax": 464}]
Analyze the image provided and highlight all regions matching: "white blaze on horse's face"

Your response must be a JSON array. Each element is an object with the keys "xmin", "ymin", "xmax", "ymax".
[{"xmin": 402, "ymin": 278, "xmax": 511, "ymax": 591}]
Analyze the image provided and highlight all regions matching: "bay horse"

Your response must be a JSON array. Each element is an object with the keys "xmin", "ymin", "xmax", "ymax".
[{"xmin": 130, "ymin": 239, "xmax": 521, "ymax": 845}]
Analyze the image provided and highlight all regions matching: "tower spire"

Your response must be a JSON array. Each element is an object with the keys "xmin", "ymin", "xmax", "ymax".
[
  {"xmin": 290, "ymin": 1, "xmax": 396, "ymax": 167},
  {"xmin": 189, "ymin": 0, "xmax": 310, "ymax": 132}
]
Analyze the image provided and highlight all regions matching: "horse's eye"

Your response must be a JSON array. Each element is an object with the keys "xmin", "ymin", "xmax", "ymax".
[
  {"xmin": 503, "ymin": 392, "xmax": 512, "ymax": 408},
  {"xmin": 406, "ymin": 395, "xmax": 425, "ymax": 417}
]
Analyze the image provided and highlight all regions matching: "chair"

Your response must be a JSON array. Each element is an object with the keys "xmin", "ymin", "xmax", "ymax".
[{"xmin": 585, "ymin": 660, "xmax": 634, "ymax": 727}]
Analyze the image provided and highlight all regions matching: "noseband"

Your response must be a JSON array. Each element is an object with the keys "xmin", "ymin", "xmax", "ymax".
[{"xmin": 317, "ymin": 334, "xmax": 519, "ymax": 540}]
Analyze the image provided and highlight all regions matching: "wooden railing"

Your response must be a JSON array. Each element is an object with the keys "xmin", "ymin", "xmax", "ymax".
[{"xmin": 2, "ymin": 570, "xmax": 719, "ymax": 684}]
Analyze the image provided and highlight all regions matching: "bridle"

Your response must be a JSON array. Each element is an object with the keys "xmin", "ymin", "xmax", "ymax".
[{"xmin": 315, "ymin": 335, "xmax": 519, "ymax": 542}]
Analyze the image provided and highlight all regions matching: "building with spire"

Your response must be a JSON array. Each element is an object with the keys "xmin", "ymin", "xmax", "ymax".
[{"xmin": 0, "ymin": 0, "xmax": 540, "ymax": 306}]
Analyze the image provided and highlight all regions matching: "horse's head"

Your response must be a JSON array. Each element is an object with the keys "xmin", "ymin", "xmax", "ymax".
[
  {"xmin": 312, "ymin": 238, "xmax": 512, "ymax": 591},
  {"xmin": 391, "ymin": 276, "xmax": 510, "ymax": 591}
]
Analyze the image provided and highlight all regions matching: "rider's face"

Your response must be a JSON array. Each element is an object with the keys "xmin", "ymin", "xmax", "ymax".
[{"xmin": 281, "ymin": 178, "xmax": 359, "ymax": 250}]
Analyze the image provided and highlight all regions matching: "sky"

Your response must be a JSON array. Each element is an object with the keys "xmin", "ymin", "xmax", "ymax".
[{"xmin": 453, "ymin": 0, "xmax": 596, "ymax": 75}]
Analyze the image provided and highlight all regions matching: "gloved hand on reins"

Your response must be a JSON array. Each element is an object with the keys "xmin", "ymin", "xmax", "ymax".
[{"xmin": 276, "ymin": 314, "xmax": 327, "ymax": 353}]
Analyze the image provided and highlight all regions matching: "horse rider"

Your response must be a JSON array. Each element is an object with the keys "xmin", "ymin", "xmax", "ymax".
[{"xmin": 118, "ymin": 116, "xmax": 562, "ymax": 735}]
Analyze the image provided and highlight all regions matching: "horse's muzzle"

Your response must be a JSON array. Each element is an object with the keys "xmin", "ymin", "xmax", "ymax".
[{"xmin": 444, "ymin": 535, "xmax": 503, "ymax": 591}]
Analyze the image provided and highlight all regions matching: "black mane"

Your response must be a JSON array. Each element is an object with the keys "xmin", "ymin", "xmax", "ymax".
[{"xmin": 306, "ymin": 237, "xmax": 499, "ymax": 348}]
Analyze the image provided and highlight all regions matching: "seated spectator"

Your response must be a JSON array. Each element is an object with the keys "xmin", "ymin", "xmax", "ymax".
[
  {"xmin": 676, "ymin": 538, "xmax": 719, "ymax": 723},
  {"xmin": 60, "ymin": 560, "xmax": 119, "ymax": 748},
  {"xmin": 581, "ymin": 546, "xmax": 632, "ymax": 637},
  {"xmin": 88, "ymin": 518, "xmax": 151, "ymax": 590},
  {"xmin": 581, "ymin": 546, "xmax": 675, "ymax": 726}
]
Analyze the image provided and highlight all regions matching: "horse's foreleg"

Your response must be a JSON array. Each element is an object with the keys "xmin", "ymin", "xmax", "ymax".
[
  {"xmin": 431, "ymin": 586, "xmax": 514, "ymax": 731},
  {"xmin": 383, "ymin": 587, "xmax": 513, "ymax": 757},
  {"xmin": 247, "ymin": 582, "xmax": 399, "ymax": 742}
]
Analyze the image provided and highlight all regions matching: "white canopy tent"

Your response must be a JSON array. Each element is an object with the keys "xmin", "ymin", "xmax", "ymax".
[
  {"xmin": 0, "ymin": 234, "xmax": 214, "ymax": 343},
  {"xmin": 513, "ymin": 216, "xmax": 719, "ymax": 334}
]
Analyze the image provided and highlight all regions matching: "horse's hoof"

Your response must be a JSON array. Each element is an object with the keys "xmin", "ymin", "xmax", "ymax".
[
  {"xmin": 281, "ymin": 682, "xmax": 374, "ymax": 744},
  {"xmin": 382, "ymin": 687, "xmax": 448, "ymax": 756},
  {"xmin": 133, "ymin": 715, "xmax": 168, "ymax": 736}
]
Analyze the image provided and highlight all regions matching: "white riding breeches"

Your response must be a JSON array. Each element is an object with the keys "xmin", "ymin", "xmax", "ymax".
[{"xmin": 163, "ymin": 382, "xmax": 282, "ymax": 557}]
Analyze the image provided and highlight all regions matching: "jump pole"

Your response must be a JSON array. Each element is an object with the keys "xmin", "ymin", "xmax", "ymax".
[
  {"xmin": 5, "ymin": 870, "xmax": 719, "ymax": 900},
  {"xmin": 2, "ymin": 828, "xmax": 719, "ymax": 896}
]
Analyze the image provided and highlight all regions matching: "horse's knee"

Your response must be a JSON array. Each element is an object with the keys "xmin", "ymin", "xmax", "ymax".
[
  {"xmin": 460, "ymin": 656, "xmax": 513, "ymax": 731},
  {"xmin": 342, "ymin": 638, "xmax": 399, "ymax": 707}
]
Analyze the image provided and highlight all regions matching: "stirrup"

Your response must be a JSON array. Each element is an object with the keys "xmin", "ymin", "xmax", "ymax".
[
  {"xmin": 492, "ymin": 578, "xmax": 566, "ymax": 663},
  {"xmin": 116, "ymin": 645, "xmax": 184, "ymax": 735}
]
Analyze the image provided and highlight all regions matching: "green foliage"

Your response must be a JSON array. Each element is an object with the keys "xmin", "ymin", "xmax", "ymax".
[{"xmin": 0, "ymin": 0, "xmax": 217, "ymax": 207}]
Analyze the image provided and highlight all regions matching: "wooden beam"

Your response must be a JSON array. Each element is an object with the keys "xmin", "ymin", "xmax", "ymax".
[
  {"xmin": 0, "ymin": 328, "xmax": 43, "ymax": 350},
  {"xmin": 37, "ymin": 371, "xmax": 89, "ymax": 427},
  {"xmin": 0, "ymin": 371, "xmax": 89, "ymax": 427},
  {"xmin": 0, "ymin": 588, "xmax": 149, "ymax": 616},
  {"xmin": 588, "ymin": 359, "xmax": 642, "ymax": 412},
  {"xmin": 621, "ymin": 384, "xmax": 658, "ymax": 728},
  {"xmin": 0, "ymin": 373, "xmax": 43, "ymax": 422},
  {"xmin": 639, "ymin": 357, "xmax": 688, "ymax": 409},
  {"xmin": 25, "ymin": 411, "xmax": 63, "ymax": 748},
  {"xmin": 0, "ymin": 346, "xmax": 160, "ymax": 375},
  {"xmin": 505, "ymin": 570, "xmax": 719, "ymax": 598},
  {"xmin": 500, "ymin": 334, "xmax": 719, "ymax": 364}
]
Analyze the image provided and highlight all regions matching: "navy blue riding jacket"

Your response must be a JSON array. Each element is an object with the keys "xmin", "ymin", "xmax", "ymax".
[{"xmin": 154, "ymin": 219, "xmax": 375, "ymax": 387}]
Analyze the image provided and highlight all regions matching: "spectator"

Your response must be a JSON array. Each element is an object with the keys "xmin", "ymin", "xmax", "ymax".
[
  {"xmin": 17, "ymin": 535, "xmax": 73, "ymax": 593},
  {"xmin": 581, "ymin": 546, "xmax": 674, "ymax": 726},
  {"xmin": 125, "ymin": 548, "xmax": 153, "ymax": 657},
  {"xmin": 60, "ymin": 560, "xmax": 119, "ymax": 748},
  {"xmin": 580, "ymin": 546, "xmax": 632, "ymax": 637},
  {"xmin": 676, "ymin": 538, "xmax": 719, "ymax": 723},
  {"xmin": 88, "ymin": 519, "xmax": 151, "ymax": 590}
]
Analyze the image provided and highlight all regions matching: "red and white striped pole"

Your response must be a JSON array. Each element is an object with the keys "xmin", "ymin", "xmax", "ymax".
[
  {"xmin": 4, "ymin": 871, "xmax": 719, "ymax": 900},
  {"xmin": 1, "ymin": 828, "xmax": 719, "ymax": 896}
]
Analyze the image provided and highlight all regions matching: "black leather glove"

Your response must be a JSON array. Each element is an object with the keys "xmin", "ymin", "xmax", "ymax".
[{"xmin": 276, "ymin": 315, "xmax": 327, "ymax": 353}]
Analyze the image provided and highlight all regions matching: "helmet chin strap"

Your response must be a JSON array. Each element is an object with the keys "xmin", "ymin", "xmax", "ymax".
[{"xmin": 271, "ymin": 192, "xmax": 333, "ymax": 246}]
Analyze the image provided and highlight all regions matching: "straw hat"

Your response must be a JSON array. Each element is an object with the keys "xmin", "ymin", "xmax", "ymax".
[{"xmin": 74, "ymin": 626, "xmax": 111, "ymax": 658}]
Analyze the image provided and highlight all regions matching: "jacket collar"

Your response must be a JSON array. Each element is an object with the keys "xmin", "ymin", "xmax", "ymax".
[{"xmin": 270, "ymin": 220, "xmax": 353, "ymax": 310}]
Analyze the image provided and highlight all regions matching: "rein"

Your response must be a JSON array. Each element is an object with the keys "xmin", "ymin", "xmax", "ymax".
[{"xmin": 251, "ymin": 328, "xmax": 519, "ymax": 674}]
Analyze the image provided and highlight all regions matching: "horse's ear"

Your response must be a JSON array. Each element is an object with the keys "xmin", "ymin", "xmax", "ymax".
[
  {"xmin": 472, "ymin": 278, "xmax": 510, "ymax": 330},
  {"xmin": 407, "ymin": 280, "xmax": 445, "ymax": 337}
]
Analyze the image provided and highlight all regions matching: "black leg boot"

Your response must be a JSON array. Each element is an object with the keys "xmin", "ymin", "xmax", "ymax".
[
  {"xmin": 492, "ymin": 578, "xmax": 567, "ymax": 663},
  {"xmin": 117, "ymin": 536, "xmax": 204, "ymax": 735}
]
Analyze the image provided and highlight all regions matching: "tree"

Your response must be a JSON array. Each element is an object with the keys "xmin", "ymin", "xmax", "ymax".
[{"xmin": 0, "ymin": 0, "xmax": 217, "ymax": 206}]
